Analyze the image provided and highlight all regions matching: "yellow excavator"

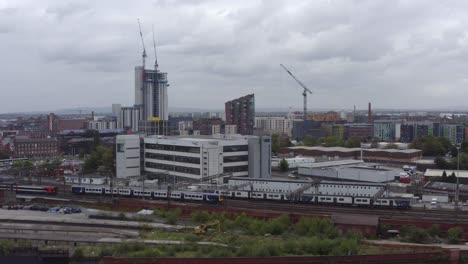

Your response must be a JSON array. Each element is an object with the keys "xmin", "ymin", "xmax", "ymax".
[{"xmin": 194, "ymin": 220, "xmax": 221, "ymax": 235}]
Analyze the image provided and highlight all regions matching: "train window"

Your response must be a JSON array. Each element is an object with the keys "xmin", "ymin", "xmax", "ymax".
[{"xmin": 339, "ymin": 198, "xmax": 344, "ymax": 201}]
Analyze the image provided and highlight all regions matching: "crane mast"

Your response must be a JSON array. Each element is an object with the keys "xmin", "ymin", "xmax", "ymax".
[
  {"xmin": 137, "ymin": 19, "xmax": 147, "ymax": 69},
  {"xmin": 280, "ymin": 64, "xmax": 312, "ymax": 124},
  {"xmin": 152, "ymin": 24, "xmax": 159, "ymax": 71}
]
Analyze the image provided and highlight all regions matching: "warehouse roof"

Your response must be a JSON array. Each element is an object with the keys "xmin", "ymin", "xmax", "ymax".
[
  {"xmin": 425, "ymin": 169, "xmax": 468, "ymax": 179},
  {"xmin": 286, "ymin": 146, "xmax": 421, "ymax": 154}
]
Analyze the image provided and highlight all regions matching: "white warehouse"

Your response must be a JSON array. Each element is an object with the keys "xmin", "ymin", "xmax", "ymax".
[{"xmin": 143, "ymin": 134, "xmax": 271, "ymax": 181}]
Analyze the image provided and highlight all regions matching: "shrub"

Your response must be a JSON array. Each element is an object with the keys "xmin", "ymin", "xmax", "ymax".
[
  {"xmin": 0, "ymin": 240, "xmax": 14, "ymax": 256},
  {"xmin": 72, "ymin": 248, "xmax": 85, "ymax": 259},
  {"xmin": 401, "ymin": 226, "xmax": 431, "ymax": 244},
  {"xmin": 191, "ymin": 211, "xmax": 210, "ymax": 223},
  {"xmin": 428, "ymin": 225, "xmax": 442, "ymax": 238},
  {"xmin": 447, "ymin": 227, "xmax": 463, "ymax": 244}
]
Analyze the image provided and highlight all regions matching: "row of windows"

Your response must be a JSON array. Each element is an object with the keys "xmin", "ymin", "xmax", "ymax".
[
  {"xmin": 145, "ymin": 153, "xmax": 200, "ymax": 164},
  {"xmin": 223, "ymin": 145, "xmax": 248, "ymax": 152},
  {"xmin": 145, "ymin": 144, "xmax": 200, "ymax": 154},
  {"xmin": 223, "ymin": 155, "xmax": 248, "ymax": 163},
  {"xmin": 224, "ymin": 165, "xmax": 249, "ymax": 173},
  {"xmin": 145, "ymin": 162, "xmax": 201, "ymax": 175},
  {"xmin": 321, "ymin": 185, "xmax": 377, "ymax": 190}
]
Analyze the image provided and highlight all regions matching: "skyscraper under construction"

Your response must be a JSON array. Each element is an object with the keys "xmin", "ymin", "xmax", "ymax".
[{"xmin": 134, "ymin": 65, "xmax": 169, "ymax": 121}]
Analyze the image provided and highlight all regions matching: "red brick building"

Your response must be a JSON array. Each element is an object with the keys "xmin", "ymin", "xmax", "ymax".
[
  {"xmin": 225, "ymin": 94, "xmax": 255, "ymax": 135},
  {"xmin": 14, "ymin": 137, "xmax": 60, "ymax": 158}
]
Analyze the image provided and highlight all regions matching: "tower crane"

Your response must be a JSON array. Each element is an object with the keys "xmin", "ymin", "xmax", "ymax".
[
  {"xmin": 137, "ymin": 19, "xmax": 147, "ymax": 69},
  {"xmin": 280, "ymin": 64, "xmax": 312, "ymax": 123},
  {"xmin": 152, "ymin": 24, "xmax": 159, "ymax": 71}
]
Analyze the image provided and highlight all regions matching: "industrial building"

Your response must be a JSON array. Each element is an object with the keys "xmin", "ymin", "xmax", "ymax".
[
  {"xmin": 297, "ymin": 160, "xmax": 408, "ymax": 183},
  {"xmin": 279, "ymin": 146, "xmax": 423, "ymax": 163},
  {"xmin": 228, "ymin": 177, "xmax": 387, "ymax": 197}
]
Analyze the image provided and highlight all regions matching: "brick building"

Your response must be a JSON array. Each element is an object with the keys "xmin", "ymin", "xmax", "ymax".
[
  {"xmin": 193, "ymin": 118, "xmax": 223, "ymax": 135},
  {"xmin": 225, "ymin": 94, "xmax": 255, "ymax": 135},
  {"xmin": 13, "ymin": 137, "xmax": 60, "ymax": 158}
]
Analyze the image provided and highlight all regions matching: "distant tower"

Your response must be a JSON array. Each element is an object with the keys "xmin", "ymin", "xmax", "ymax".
[
  {"xmin": 134, "ymin": 21, "xmax": 169, "ymax": 122},
  {"xmin": 368, "ymin": 102, "xmax": 372, "ymax": 123},
  {"xmin": 353, "ymin": 105, "xmax": 356, "ymax": 122}
]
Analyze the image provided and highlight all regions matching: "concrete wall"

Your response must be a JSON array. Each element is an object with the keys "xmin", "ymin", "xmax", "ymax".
[
  {"xmin": 248, "ymin": 136, "xmax": 271, "ymax": 179},
  {"xmin": 116, "ymin": 135, "xmax": 141, "ymax": 179}
]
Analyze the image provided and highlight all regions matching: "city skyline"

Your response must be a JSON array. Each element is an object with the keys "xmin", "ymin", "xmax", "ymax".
[{"xmin": 2, "ymin": 1, "xmax": 468, "ymax": 113}]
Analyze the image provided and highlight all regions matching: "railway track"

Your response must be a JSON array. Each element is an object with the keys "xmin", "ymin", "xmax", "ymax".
[{"xmin": 16, "ymin": 190, "xmax": 468, "ymax": 223}]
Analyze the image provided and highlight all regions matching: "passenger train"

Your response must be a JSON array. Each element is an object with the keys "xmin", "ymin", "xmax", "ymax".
[
  {"xmin": 225, "ymin": 190, "xmax": 410, "ymax": 208},
  {"xmin": 71, "ymin": 185, "xmax": 224, "ymax": 204},
  {"xmin": 0, "ymin": 184, "xmax": 57, "ymax": 195},
  {"xmin": 70, "ymin": 184, "xmax": 410, "ymax": 209}
]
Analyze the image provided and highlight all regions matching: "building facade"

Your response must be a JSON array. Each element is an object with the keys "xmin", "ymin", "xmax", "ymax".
[
  {"xmin": 255, "ymin": 117, "xmax": 293, "ymax": 136},
  {"xmin": 135, "ymin": 66, "xmax": 169, "ymax": 122},
  {"xmin": 343, "ymin": 124, "xmax": 374, "ymax": 139},
  {"xmin": 225, "ymin": 94, "xmax": 255, "ymax": 135},
  {"xmin": 373, "ymin": 121, "xmax": 397, "ymax": 142},
  {"xmin": 119, "ymin": 106, "xmax": 141, "ymax": 132},
  {"xmin": 142, "ymin": 134, "xmax": 270, "ymax": 181},
  {"xmin": 13, "ymin": 137, "xmax": 60, "ymax": 158},
  {"xmin": 116, "ymin": 135, "xmax": 141, "ymax": 179}
]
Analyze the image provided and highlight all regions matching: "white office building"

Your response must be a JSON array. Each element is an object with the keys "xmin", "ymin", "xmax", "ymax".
[
  {"xmin": 143, "ymin": 134, "xmax": 271, "ymax": 180},
  {"xmin": 116, "ymin": 135, "xmax": 141, "ymax": 178}
]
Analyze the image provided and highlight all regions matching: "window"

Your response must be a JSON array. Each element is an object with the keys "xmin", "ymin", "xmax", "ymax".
[{"xmin": 117, "ymin": 144, "xmax": 124, "ymax": 152}]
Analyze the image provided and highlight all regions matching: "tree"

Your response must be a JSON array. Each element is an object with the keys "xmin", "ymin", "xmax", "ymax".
[
  {"xmin": 441, "ymin": 171, "xmax": 447, "ymax": 182},
  {"xmin": 83, "ymin": 146, "xmax": 115, "ymax": 174},
  {"xmin": 448, "ymin": 172, "xmax": 457, "ymax": 184},
  {"xmin": 384, "ymin": 143, "xmax": 399, "ymax": 149},
  {"xmin": 79, "ymin": 149, "xmax": 85, "ymax": 159},
  {"xmin": 434, "ymin": 157, "xmax": 451, "ymax": 170},
  {"xmin": 12, "ymin": 160, "xmax": 34, "ymax": 177},
  {"xmin": 447, "ymin": 227, "xmax": 462, "ymax": 244},
  {"xmin": 303, "ymin": 135, "xmax": 318, "ymax": 146},
  {"xmin": 345, "ymin": 137, "xmax": 362, "ymax": 148},
  {"xmin": 279, "ymin": 159, "xmax": 289, "ymax": 172}
]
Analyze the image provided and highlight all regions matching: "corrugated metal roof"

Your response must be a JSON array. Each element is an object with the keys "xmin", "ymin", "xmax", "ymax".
[{"xmin": 425, "ymin": 169, "xmax": 468, "ymax": 178}]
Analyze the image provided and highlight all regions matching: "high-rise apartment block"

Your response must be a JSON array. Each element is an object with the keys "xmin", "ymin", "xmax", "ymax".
[{"xmin": 225, "ymin": 94, "xmax": 255, "ymax": 135}]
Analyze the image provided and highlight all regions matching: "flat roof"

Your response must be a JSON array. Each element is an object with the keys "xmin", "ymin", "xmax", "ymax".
[
  {"xmin": 299, "ymin": 159, "xmax": 364, "ymax": 168},
  {"xmin": 229, "ymin": 177, "xmax": 386, "ymax": 187},
  {"xmin": 147, "ymin": 134, "xmax": 256, "ymax": 141},
  {"xmin": 286, "ymin": 146, "xmax": 421, "ymax": 154},
  {"xmin": 425, "ymin": 169, "xmax": 468, "ymax": 178}
]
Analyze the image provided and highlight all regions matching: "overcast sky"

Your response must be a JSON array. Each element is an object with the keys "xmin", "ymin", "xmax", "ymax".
[{"xmin": 1, "ymin": 0, "xmax": 468, "ymax": 113}]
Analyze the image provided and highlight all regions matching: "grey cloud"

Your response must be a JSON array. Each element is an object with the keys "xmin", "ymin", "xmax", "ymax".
[{"xmin": 2, "ymin": 0, "xmax": 468, "ymax": 113}]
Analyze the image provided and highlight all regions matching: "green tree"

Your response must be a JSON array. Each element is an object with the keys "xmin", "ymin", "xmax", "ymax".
[
  {"xmin": 12, "ymin": 160, "xmax": 34, "ymax": 177},
  {"xmin": 83, "ymin": 146, "xmax": 115, "ymax": 174},
  {"xmin": 303, "ymin": 135, "xmax": 318, "ymax": 146},
  {"xmin": 441, "ymin": 171, "xmax": 448, "ymax": 182},
  {"xmin": 279, "ymin": 159, "xmax": 289, "ymax": 172},
  {"xmin": 434, "ymin": 157, "xmax": 451, "ymax": 170},
  {"xmin": 384, "ymin": 143, "xmax": 399, "ymax": 149},
  {"xmin": 447, "ymin": 227, "xmax": 462, "ymax": 244},
  {"xmin": 79, "ymin": 149, "xmax": 85, "ymax": 159},
  {"xmin": 345, "ymin": 137, "xmax": 362, "ymax": 148}
]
